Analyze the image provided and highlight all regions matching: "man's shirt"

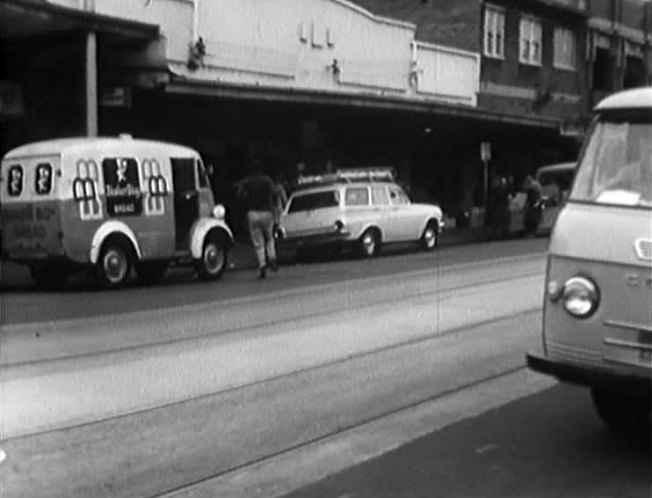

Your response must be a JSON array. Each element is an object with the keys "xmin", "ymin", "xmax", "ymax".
[{"xmin": 239, "ymin": 174, "xmax": 277, "ymax": 212}]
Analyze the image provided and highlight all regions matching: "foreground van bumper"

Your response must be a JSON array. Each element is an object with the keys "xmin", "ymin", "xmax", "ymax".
[{"xmin": 526, "ymin": 352, "xmax": 652, "ymax": 390}]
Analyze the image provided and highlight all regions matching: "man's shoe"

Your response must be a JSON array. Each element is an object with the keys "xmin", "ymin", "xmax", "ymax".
[
  {"xmin": 258, "ymin": 266, "xmax": 267, "ymax": 279},
  {"xmin": 268, "ymin": 259, "xmax": 279, "ymax": 272}
]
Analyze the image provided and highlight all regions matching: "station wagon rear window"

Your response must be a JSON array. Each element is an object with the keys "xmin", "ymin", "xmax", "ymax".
[{"xmin": 288, "ymin": 190, "xmax": 339, "ymax": 213}]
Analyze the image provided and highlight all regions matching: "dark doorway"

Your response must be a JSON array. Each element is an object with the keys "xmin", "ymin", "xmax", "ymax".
[
  {"xmin": 171, "ymin": 157, "xmax": 198, "ymax": 250},
  {"xmin": 623, "ymin": 55, "xmax": 646, "ymax": 89}
]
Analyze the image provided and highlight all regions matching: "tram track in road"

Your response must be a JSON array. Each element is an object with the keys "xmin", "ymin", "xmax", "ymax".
[
  {"xmin": 2, "ymin": 307, "xmax": 541, "ymax": 440},
  {"xmin": 1, "ymin": 253, "xmax": 545, "ymax": 369},
  {"xmin": 150, "ymin": 364, "xmax": 536, "ymax": 498},
  {"xmin": 1, "ymin": 309, "xmax": 546, "ymax": 498}
]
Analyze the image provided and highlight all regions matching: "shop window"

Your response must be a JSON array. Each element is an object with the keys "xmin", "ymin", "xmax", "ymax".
[
  {"xmin": 484, "ymin": 4, "xmax": 505, "ymax": 59},
  {"xmin": 520, "ymin": 16, "xmax": 542, "ymax": 66},
  {"xmin": 554, "ymin": 27, "xmax": 576, "ymax": 70}
]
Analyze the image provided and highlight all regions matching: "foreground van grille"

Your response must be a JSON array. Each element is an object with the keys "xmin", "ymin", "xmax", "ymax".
[{"xmin": 547, "ymin": 341, "xmax": 602, "ymax": 366}]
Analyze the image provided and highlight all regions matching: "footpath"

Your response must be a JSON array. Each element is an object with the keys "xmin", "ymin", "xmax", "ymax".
[{"xmin": 0, "ymin": 226, "xmax": 489, "ymax": 288}]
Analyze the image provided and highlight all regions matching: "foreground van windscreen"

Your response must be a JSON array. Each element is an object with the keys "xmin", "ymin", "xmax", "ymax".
[{"xmin": 571, "ymin": 112, "xmax": 651, "ymax": 208}]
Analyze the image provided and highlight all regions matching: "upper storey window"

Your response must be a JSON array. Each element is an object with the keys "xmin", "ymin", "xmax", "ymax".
[
  {"xmin": 520, "ymin": 16, "xmax": 543, "ymax": 66},
  {"xmin": 554, "ymin": 27, "xmax": 576, "ymax": 70},
  {"xmin": 484, "ymin": 5, "xmax": 505, "ymax": 59}
]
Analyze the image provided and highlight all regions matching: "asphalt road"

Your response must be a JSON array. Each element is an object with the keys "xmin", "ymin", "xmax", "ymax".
[
  {"xmin": 282, "ymin": 382, "xmax": 652, "ymax": 498},
  {"xmin": 4, "ymin": 238, "xmax": 641, "ymax": 498}
]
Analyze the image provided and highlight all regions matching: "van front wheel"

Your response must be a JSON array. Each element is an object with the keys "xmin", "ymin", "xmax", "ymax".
[
  {"xmin": 196, "ymin": 235, "xmax": 227, "ymax": 280},
  {"xmin": 591, "ymin": 387, "xmax": 651, "ymax": 433},
  {"xmin": 96, "ymin": 242, "xmax": 132, "ymax": 288}
]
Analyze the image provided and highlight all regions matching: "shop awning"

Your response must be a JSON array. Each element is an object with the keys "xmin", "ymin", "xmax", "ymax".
[
  {"xmin": 166, "ymin": 78, "xmax": 563, "ymax": 131},
  {"xmin": 0, "ymin": 0, "xmax": 159, "ymax": 41}
]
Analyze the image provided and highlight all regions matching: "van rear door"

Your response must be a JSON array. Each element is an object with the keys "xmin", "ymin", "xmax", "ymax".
[{"xmin": 1, "ymin": 155, "xmax": 63, "ymax": 258}]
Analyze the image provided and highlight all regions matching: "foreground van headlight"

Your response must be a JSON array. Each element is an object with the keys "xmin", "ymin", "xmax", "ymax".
[{"xmin": 562, "ymin": 276, "xmax": 599, "ymax": 318}]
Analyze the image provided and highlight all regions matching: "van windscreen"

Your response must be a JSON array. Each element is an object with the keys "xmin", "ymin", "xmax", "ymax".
[
  {"xmin": 288, "ymin": 191, "xmax": 339, "ymax": 213},
  {"xmin": 571, "ymin": 113, "xmax": 651, "ymax": 208}
]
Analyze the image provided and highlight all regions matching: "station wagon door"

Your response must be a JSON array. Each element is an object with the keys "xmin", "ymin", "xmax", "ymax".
[
  {"xmin": 388, "ymin": 185, "xmax": 419, "ymax": 240},
  {"xmin": 370, "ymin": 185, "xmax": 400, "ymax": 242}
]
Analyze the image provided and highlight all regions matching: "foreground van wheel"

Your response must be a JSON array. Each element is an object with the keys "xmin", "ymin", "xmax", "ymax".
[
  {"xmin": 591, "ymin": 387, "xmax": 651, "ymax": 433},
  {"xmin": 96, "ymin": 242, "xmax": 132, "ymax": 288},
  {"xmin": 136, "ymin": 261, "xmax": 168, "ymax": 284},
  {"xmin": 359, "ymin": 229, "xmax": 379, "ymax": 258},
  {"xmin": 421, "ymin": 221, "xmax": 438, "ymax": 251},
  {"xmin": 196, "ymin": 235, "xmax": 227, "ymax": 280},
  {"xmin": 30, "ymin": 265, "xmax": 68, "ymax": 290}
]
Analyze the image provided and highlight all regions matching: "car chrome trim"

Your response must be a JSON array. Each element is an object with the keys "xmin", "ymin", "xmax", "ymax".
[
  {"xmin": 604, "ymin": 320, "xmax": 652, "ymax": 333},
  {"xmin": 604, "ymin": 338, "xmax": 652, "ymax": 351}
]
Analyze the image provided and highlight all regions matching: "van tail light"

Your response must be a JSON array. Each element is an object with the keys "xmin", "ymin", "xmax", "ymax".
[{"xmin": 334, "ymin": 220, "xmax": 345, "ymax": 232}]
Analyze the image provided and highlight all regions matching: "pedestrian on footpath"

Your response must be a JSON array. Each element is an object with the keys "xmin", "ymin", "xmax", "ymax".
[
  {"xmin": 237, "ymin": 160, "xmax": 281, "ymax": 279},
  {"xmin": 523, "ymin": 174, "xmax": 543, "ymax": 236}
]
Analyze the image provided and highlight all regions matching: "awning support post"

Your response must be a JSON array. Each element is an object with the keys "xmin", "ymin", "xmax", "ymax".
[{"xmin": 85, "ymin": 30, "xmax": 98, "ymax": 137}]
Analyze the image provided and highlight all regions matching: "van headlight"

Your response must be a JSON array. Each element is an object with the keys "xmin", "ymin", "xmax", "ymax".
[
  {"xmin": 212, "ymin": 205, "xmax": 226, "ymax": 220},
  {"xmin": 561, "ymin": 276, "xmax": 599, "ymax": 318}
]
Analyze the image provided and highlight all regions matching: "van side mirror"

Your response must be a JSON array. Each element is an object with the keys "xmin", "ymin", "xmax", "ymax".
[{"xmin": 206, "ymin": 163, "xmax": 214, "ymax": 176}]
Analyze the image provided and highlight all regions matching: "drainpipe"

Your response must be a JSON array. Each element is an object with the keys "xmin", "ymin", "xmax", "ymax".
[
  {"xmin": 193, "ymin": 0, "xmax": 199, "ymax": 41},
  {"xmin": 85, "ymin": 0, "xmax": 98, "ymax": 137},
  {"xmin": 644, "ymin": 1, "xmax": 651, "ymax": 85}
]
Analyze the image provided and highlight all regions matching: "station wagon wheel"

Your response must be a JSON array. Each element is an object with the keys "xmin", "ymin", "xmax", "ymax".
[
  {"xmin": 96, "ymin": 242, "xmax": 132, "ymax": 288},
  {"xmin": 421, "ymin": 221, "xmax": 438, "ymax": 251},
  {"xmin": 591, "ymin": 387, "xmax": 651, "ymax": 434},
  {"xmin": 359, "ymin": 229, "xmax": 379, "ymax": 258},
  {"xmin": 196, "ymin": 234, "xmax": 228, "ymax": 280}
]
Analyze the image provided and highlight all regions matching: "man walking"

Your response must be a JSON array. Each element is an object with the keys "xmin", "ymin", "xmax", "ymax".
[{"xmin": 237, "ymin": 160, "xmax": 281, "ymax": 279}]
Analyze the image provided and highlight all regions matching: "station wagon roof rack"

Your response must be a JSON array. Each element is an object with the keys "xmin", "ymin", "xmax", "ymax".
[{"xmin": 296, "ymin": 167, "xmax": 396, "ymax": 189}]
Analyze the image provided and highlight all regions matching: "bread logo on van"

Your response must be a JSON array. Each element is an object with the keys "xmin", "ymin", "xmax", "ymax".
[{"xmin": 102, "ymin": 158, "xmax": 143, "ymax": 217}]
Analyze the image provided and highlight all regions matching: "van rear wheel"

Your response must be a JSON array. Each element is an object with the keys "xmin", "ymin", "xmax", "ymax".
[
  {"xmin": 591, "ymin": 387, "xmax": 651, "ymax": 433},
  {"xmin": 96, "ymin": 242, "xmax": 132, "ymax": 288}
]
